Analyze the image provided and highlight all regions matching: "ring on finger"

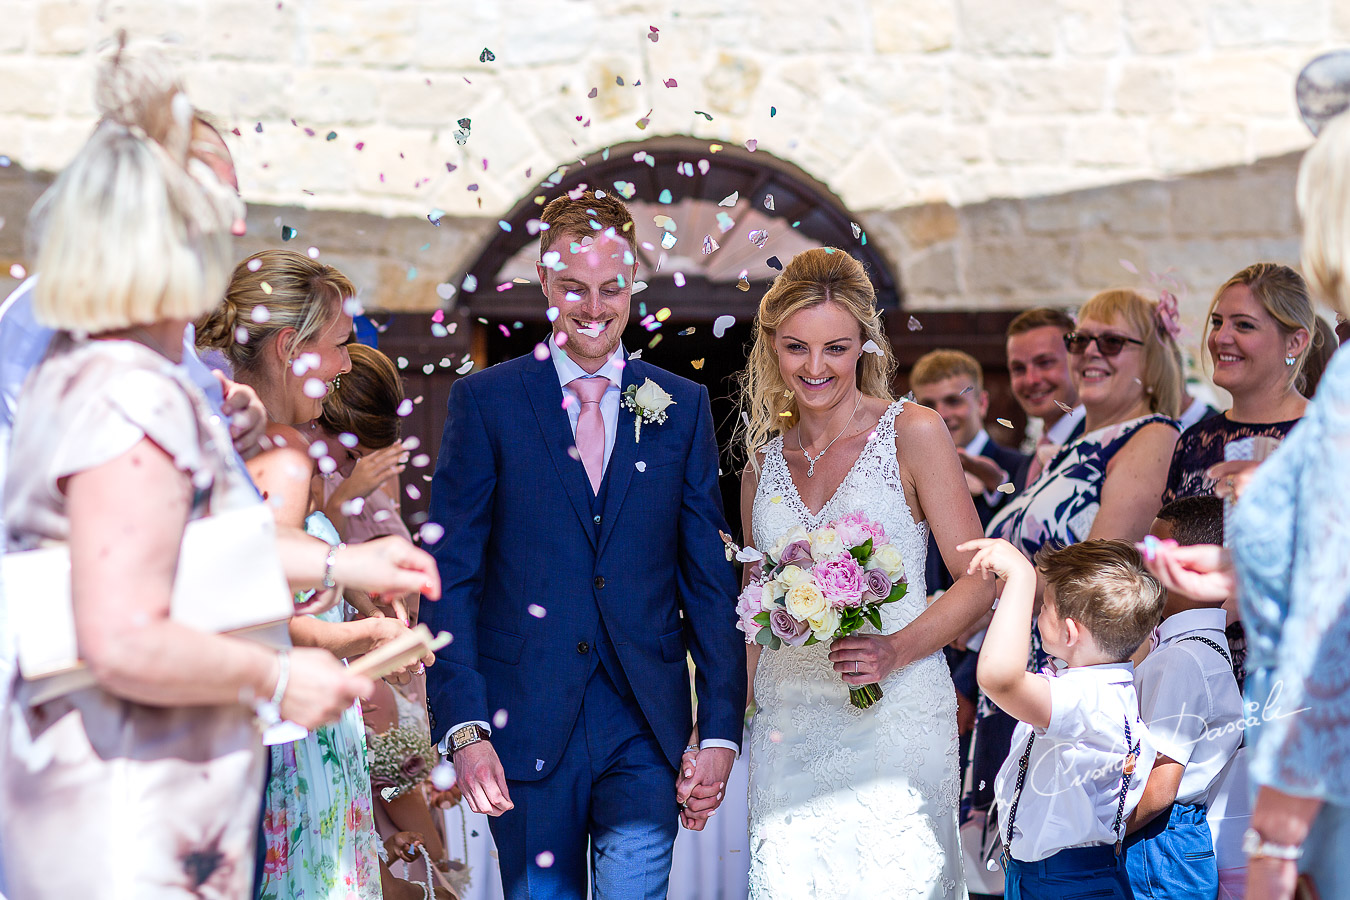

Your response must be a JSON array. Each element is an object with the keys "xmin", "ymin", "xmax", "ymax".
[{"xmin": 852, "ymin": 660, "xmax": 859, "ymax": 674}]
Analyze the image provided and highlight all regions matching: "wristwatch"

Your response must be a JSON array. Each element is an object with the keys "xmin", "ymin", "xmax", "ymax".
[
  {"xmin": 449, "ymin": 723, "xmax": 489, "ymax": 755},
  {"xmin": 1242, "ymin": 827, "xmax": 1303, "ymax": 861}
]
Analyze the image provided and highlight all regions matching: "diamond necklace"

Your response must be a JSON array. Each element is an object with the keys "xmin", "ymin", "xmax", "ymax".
[{"xmin": 798, "ymin": 390, "xmax": 862, "ymax": 477}]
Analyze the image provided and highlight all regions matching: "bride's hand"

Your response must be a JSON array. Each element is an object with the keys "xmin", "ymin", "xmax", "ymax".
[{"xmin": 830, "ymin": 633, "xmax": 905, "ymax": 685}]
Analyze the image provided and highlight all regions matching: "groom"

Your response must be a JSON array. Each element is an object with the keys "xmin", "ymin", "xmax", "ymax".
[{"xmin": 424, "ymin": 190, "xmax": 746, "ymax": 899}]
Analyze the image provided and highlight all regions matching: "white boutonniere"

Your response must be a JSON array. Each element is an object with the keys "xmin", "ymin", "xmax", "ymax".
[{"xmin": 620, "ymin": 378, "xmax": 675, "ymax": 442}]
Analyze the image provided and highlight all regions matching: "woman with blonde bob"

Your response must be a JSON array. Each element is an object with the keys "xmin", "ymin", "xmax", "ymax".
[
  {"xmin": 1145, "ymin": 110, "xmax": 1350, "ymax": 899},
  {"xmin": 988, "ymin": 287, "xmax": 1183, "ymax": 558},
  {"xmin": 735, "ymin": 247, "xmax": 993, "ymax": 897},
  {"xmin": 0, "ymin": 54, "xmax": 370, "ymax": 900}
]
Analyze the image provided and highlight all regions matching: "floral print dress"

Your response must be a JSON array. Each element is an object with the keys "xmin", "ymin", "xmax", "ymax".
[{"xmin": 259, "ymin": 512, "xmax": 381, "ymax": 900}]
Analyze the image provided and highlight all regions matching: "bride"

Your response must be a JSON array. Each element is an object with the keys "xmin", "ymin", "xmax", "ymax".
[{"xmin": 736, "ymin": 248, "xmax": 994, "ymax": 899}]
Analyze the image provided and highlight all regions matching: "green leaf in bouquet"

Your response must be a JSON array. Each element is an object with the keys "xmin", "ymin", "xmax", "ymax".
[
  {"xmin": 849, "ymin": 538, "xmax": 874, "ymax": 562},
  {"xmin": 803, "ymin": 634, "xmax": 819, "ymax": 646},
  {"xmin": 866, "ymin": 607, "xmax": 884, "ymax": 631},
  {"xmin": 885, "ymin": 583, "xmax": 908, "ymax": 604},
  {"xmin": 752, "ymin": 611, "xmax": 772, "ymax": 627},
  {"xmin": 754, "ymin": 628, "xmax": 776, "ymax": 647}
]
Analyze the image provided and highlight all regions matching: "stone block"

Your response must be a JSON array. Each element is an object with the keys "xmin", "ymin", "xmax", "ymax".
[
  {"xmin": 964, "ymin": 237, "xmax": 1076, "ymax": 294},
  {"xmin": 1067, "ymin": 118, "xmax": 1149, "ymax": 167},
  {"xmin": 183, "ymin": 61, "xmax": 292, "ymax": 124},
  {"xmin": 871, "ymin": 0, "xmax": 956, "ymax": 53},
  {"xmin": 1171, "ymin": 168, "xmax": 1296, "ymax": 238},
  {"xmin": 1149, "ymin": 122, "xmax": 1248, "ymax": 172},
  {"xmin": 1090, "ymin": 180, "xmax": 1174, "ymax": 237},
  {"xmin": 903, "ymin": 242, "xmax": 962, "ymax": 297},
  {"xmin": 305, "ymin": 0, "xmax": 416, "ymax": 67},
  {"xmin": 1060, "ymin": 0, "xmax": 1124, "ymax": 56},
  {"xmin": 955, "ymin": 0, "xmax": 1058, "ymax": 56},
  {"xmin": 0, "ymin": 58, "xmax": 69, "ymax": 117},
  {"xmin": 379, "ymin": 72, "xmax": 478, "ymax": 129},
  {"xmin": 759, "ymin": 3, "xmax": 868, "ymax": 54},
  {"xmin": 991, "ymin": 123, "xmax": 1066, "ymax": 165},
  {"xmin": 205, "ymin": 1, "xmax": 297, "ymax": 63},
  {"xmin": 1124, "ymin": 0, "xmax": 1204, "ymax": 54},
  {"xmin": 703, "ymin": 51, "xmax": 763, "ymax": 118},
  {"xmin": 0, "ymin": 0, "xmax": 35, "ymax": 52},
  {"xmin": 1002, "ymin": 62, "xmax": 1108, "ymax": 115},
  {"xmin": 896, "ymin": 201, "xmax": 960, "ymax": 250},
  {"xmin": 1021, "ymin": 192, "xmax": 1091, "ymax": 235},
  {"xmin": 34, "ymin": 0, "xmax": 95, "ymax": 54},
  {"xmin": 1177, "ymin": 54, "xmax": 1298, "ymax": 117},
  {"xmin": 1208, "ymin": 0, "xmax": 1328, "ymax": 47},
  {"xmin": 1114, "ymin": 62, "xmax": 1176, "ymax": 115},
  {"xmin": 949, "ymin": 59, "xmax": 1000, "ymax": 123},
  {"xmin": 100, "ymin": 1, "xmax": 204, "ymax": 46},
  {"xmin": 830, "ymin": 139, "xmax": 908, "ymax": 211},
  {"xmin": 962, "ymin": 198, "xmax": 1024, "ymax": 241},
  {"xmin": 1250, "ymin": 126, "xmax": 1312, "ymax": 161},
  {"xmin": 852, "ymin": 58, "xmax": 946, "ymax": 117},
  {"xmin": 1073, "ymin": 236, "xmax": 1146, "ymax": 289},
  {"xmin": 411, "ymin": 3, "xmax": 503, "ymax": 72}
]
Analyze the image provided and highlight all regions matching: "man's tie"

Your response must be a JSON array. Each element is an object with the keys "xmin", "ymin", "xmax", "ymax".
[
  {"xmin": 1024, "ymin": 433, "xmax": 1054, "ymax": 485},
  {"xmin": 569, "ymin": 376, "xmax": 610, "ymax": 493}
]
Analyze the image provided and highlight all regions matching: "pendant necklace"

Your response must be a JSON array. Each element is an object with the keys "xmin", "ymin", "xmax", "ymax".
[{"xmin": 799, "ymin": 390, "xmax": 862, "ymax": 477}]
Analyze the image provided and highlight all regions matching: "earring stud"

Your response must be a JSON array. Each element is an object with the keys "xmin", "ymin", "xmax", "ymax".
[{"xmin": 1285, "ymin": 356, "xmax": 1296, "ymax": 366}]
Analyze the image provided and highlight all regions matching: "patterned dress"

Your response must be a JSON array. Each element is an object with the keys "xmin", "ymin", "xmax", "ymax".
[
  {"xmin": 748, "ymin": 400, "xmax": 965, "ymax": 900},
  {"xmin": 258, "ymin": 512, "xmax": 382, "ymax": 900},
  {"xmin": 1162, "ymin": 412, "xmax": 1300, "ymax": 504}
]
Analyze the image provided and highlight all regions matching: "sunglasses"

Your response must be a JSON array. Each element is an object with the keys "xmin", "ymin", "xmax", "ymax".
[{"xmin": 1063, "ymin": 331, "xmax": 1145, "ymax": 357}]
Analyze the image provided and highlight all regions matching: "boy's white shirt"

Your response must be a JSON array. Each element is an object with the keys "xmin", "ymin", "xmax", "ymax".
[
  {"xmin": 1135, "ymin": 607, "xmax": 1243, "ymax": 806},
  {"xmin": 994, "ymin": 661, "xmax": 1157, "ymax": 863}
]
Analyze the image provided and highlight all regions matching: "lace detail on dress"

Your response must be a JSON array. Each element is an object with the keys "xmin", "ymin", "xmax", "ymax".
[{"xmin": 747, "ymin": 400, "xmax": 965, "ymax": 899}]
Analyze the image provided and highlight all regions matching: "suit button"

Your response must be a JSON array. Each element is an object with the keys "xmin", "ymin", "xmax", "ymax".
[
  {"xmin": 593, "ymin": 515, "xmax": 602, "ymax": 524},
  {"xmin": 577, "ymin": 641, "xmax": 590, "ymax": 654},
  {"xmin": 594, "ymin": 576, "xmax": 605, "ymax": 589}
]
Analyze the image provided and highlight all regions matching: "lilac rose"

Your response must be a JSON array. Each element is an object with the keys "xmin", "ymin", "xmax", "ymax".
[
  {"xmin": 776, "ymin": 539, "xmax": 813, "ymax": 568},
  {"xmin": 769, "ymin": 607, "xmax": 812, "ymax": 647},
  {"xmin": 862, "ymin": 567, "xmax": 892, "ymax": 601},
  {"xmin": 401, "ymin": 755, "xmax": 428, "ymax": 780},
  {"xmin": 812, "ymin": 555, "xmax": 865, "ymax": 607}
]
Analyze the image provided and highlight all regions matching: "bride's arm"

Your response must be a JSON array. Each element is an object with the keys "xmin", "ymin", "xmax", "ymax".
[
  {"xmin": 835, "ymin": 405, "xmax": 995, "ymax": 684},
  {"xmin": 740, "ymin": 464, "xmax": 761, "ymax": 710}
]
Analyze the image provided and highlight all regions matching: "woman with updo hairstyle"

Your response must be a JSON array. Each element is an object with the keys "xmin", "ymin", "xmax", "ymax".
[
  {"xmin": 988, "ymin": 287, "xmax": 1183, "ymax": 560},
  {"xmin": 735, "ymin": 247, "xmax": 993, "ymax": 897},
  {"xmin": 201, "ymin": 250, "xmax": 431, "ymax": 900},
  {"xmin": 0, "ymin": 50, "xmax": 367, "ymax": 899},
  {"xmin": 1163, "ymin": 263, "xmax": 1319, "ymax": 505}
]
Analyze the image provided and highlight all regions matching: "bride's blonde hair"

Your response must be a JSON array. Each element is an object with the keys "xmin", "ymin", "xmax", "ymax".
[{"xmin": 735, "ymin": 247, "xmax": 896, "ymax": 472}]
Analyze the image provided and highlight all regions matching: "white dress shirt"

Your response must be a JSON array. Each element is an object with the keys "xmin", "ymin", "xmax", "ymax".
[
  {"xmin": 964, "ymin": 428, "xmax": 1007, "ymax": 507},
  {"xmin": 1045, "ymin": 404, "xmax": 1087, "ymax": 445},
  {"xmin": 1135, "ymin": 607, "xmax": 1243, "ymax": 806},
  {"xmin": 995, "ymin": 662, "xmax": 1157, "ymax": 862}
]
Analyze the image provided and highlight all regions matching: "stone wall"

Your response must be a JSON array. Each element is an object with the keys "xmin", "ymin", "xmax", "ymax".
[{"xmin": 1, "ymin": 0, "xmax": 1346, "ymax": 317}]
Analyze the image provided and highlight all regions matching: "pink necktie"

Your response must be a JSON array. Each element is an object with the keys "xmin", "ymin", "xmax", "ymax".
[
  {"xmin": 569, "ymin": 376, "xmax": 609, "ymax": 493},
  {"xmin": 1025, "ymin": 434, "xmax": 1053, "ymax": 485}
]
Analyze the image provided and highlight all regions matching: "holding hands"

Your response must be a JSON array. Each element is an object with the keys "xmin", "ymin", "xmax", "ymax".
[{"xmin": 675, "ymin": 735, "xmax": 735, "ymax": 831}]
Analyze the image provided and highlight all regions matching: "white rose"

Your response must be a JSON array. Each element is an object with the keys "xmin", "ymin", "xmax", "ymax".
[
  {"xmin": 785, "ymin": 582, "xmax": 827, "ymax": 620},
  {"xmin": 764, "ymin": 578, "xmax": 788, "ymax": 604},
  {"xmin": 865, "ymin": 543, "xmax": 906, "ymax": 582},
  {"xmin": 808, "ymin": 606, "xmax": 841, "ymax": 641},
  {"xmin": 809, "ymin": 527, "xmax": 845, "ymax": 560},
  {"xmin": 775, "ymin": 564, "xmax": 809, "ymax": 590},
  {"xmin": 769, "ymin": 524, "xmax": 810, "ymax": 561},
  {"xmin": 634, "ymin": 378, "xmax": 675, "ymax": 414}
]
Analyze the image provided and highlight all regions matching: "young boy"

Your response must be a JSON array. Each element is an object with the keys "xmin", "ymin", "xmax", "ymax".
[
  {"xmin": 1127, "ymin": 496, "xmax": 1244, "ymax": 898},
  {"xmin": 964, "ymin": 537, "xmax": 1164, "ymax": 899}
]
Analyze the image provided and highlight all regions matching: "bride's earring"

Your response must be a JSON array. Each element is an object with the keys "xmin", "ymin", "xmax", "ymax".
[{"xmin": 1285, "ymin": 355, "xmax": 1297, "ymax": 366}]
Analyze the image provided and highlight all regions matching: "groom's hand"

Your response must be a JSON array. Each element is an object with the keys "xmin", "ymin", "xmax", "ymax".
[
  {"xmin": 452, "ymin": 741, "xmax": 514, "ymax": 816},
  {"xmin": 676, "ymin": 747, "xmax": 735, "ymax": 831}
]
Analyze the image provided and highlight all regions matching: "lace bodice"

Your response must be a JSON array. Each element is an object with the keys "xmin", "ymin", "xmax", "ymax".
[
  {"xmin": 746, "ymin": 398, "xmax": 964, "ymax": 900},
  {"xmin": 752, "ymin": 399, "xmax": 929, "ymax": 634}
]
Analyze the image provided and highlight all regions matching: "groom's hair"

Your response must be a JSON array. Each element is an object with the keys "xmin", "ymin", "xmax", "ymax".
[
  {"xmin": 1035, "ymin": 539, "xmax": 1164, "ymax": 661},
  {"xmin": 538, "ymin": 189, "xmax": 637, "ymax": 259}
]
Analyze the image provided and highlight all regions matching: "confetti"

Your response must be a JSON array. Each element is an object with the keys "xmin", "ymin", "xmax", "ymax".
[
  {"xmin": 763, "ymin": 193, "xmax": 775, "ymax": 211},
  {"xmin": 1119, "ymin": 258, "xmax": 1139, "ymax": 275},
  {"xmin": 419, "ymin": 522, "xmax": 445, "ymax": 544},
  {"xmin": 770, "ymin": 106, "xmax": 777, "ymax": 117},
  {"xmin": 647, "ymin": 25, "xmax": 659, "ymax": 42},
  {"xmin": 436, "ymin": 282, "xmax": 456, "ymax": 301},
  {"xmin": 907, "ymin": 315, "xmax": 923, "ymax": 331},
  {"xmin": 479, "ymin": 48, "xmax": 495, "ymax": 62},
  {"xmin": 862, "ymin": 339, "xmax": 884, "ymax": 356},
  {"xmin": 492, "ymin": 709, "xmax": 508, "ymax": 729},
  {"xmin": 307, "ymin": 246, "xmax": 320, "ymax": 259},
  {"xmin": 664, "ymin": 78, "xmax": 678, "ymax": 88},
  {"xmin": 661, "ymin": 231, "xmax": 677, "ymax": 249},
  {"xmin": 850, "ymin": 222, "xmax": 862, "ymax": 239},
  {"xmin": 325, "ymin": 131, "xmax": 337, "ymax": 141},
  {"xmin": 673, "ymin": 272, "xmax": 686, "ymax": 287},
  {"xmin": 528, "ymin": 604, "xmax": 547, "ymax": 618},
  {"xmin": 997, "ymin": 418, "xmax": 1014, "ymax": 428},
  {"xmin": 997, "ymin": 482, "xmax": 1016, "ymax": 494},
  {"xmin": 456, "ymin": 359, "xmax": 474, "ymax": 375},
  {"xmin": 397, "ymin": 398, "xmax": 415, "ymax": 416},
  {"xmin": 1054, "ymin": 399, "xmax": 1074, "ymax": 413},
  {"xmin": 533, "ymin": 343, "xmax": 550, "ymax": 361},
  {"xmin": 462, "ymin": 274, "xmax": 478, "ymax": 292},
  {"xmin": 691, "ymin": 359, "xmax": 705, "ymax": 369},
  {"xmin": 736, "ymin": 277, "xmax": 750, "ymax": 291},
  {"xmin": 635, "ymin": 461, "xmax": 647, "ymax": 472},
  {"xmin": 9, "ymin": 264, "xmax": 25, "ymax": 279},
  {"xmin": 766, "ymin": 256, "xmax": 783, "ymax": 270},
  {"xmin": 302, "ymin": 378, "xmax": 327, "ymax": 398},
  {"xmin": 702, "ymin": 235, "xmax": 719, "ymax": 255},
  {"xmin": 679, "ymin": 327, "xmax": 696, "ymax": 336},
  {"xmin": 536, "ymin": 851, "xmax": 555, "ymax": 869},
  {"xmin": 745, "ymin": 139, "xmax": 757, "ymax": 151},
  {"xmin": 713, "ymin": 315, "xmax": 736, "ymax": 337},
  {"xmin": 431, "ymin": 762, "xmax": 456, "ymax": 790},
  {"xmin": 748, "ymin": 229, "xmax": 768, "ymax": 248},
  {"xmin": 718, "ymin": 191, "xmax": 739, "ymax": 207},
  {"xmin": 281, "ymin": 225, "xmax": 297, "ymax": 241}
]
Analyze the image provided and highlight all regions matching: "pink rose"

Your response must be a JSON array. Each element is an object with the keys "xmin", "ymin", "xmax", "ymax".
[
  {"xmin": 830, "ymin": 511, "xmax": 887, "ymax": 549},
  {"xmin": 812, "ymin": 555, "xmax": 865, "ymax": 608},
  {"xmin": 769, "ymin": 607, "xmax": 811, "ymax": 647}
]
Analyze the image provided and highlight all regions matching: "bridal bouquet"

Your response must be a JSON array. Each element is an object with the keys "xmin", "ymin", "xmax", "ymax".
[{"xmin": 727, "ymin": 512, "xmax": 907, "ymax": 710}]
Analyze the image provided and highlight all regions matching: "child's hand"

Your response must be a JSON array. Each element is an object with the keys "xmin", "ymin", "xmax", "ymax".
[
  {"xmin": 957, "ymin": 538, "xmax": 1032, "ymax": 583},
  {"xmin": 384, "ymin": 830, "xmax": 425, "ymax": 863}
]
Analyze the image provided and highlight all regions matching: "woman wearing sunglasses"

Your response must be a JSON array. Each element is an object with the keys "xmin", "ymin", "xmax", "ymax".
[{"xmin": 986, "ymin": 288, "xmax": 1183, "ymax": 560}]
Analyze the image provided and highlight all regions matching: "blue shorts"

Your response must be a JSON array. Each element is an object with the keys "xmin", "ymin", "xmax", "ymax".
[
  {"xmin": 1004, "ymin": 844, "xmax": 1131, "ymax": 900},
  {"xmin": 1124, "ymin": 802, "xmax": 1216, "ymax": 899}
]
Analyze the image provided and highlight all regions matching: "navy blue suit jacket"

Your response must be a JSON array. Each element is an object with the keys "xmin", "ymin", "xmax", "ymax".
[
  {"xmin": 423, "ymin": 351, "xmax": 746, "ymax": 782},
  {"xmin": 925, "ymin": 437, "xmax": 1028, "ymax": 594}
]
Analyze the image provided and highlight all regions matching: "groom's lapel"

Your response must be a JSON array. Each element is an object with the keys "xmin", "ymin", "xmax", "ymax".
[
  {"xmin": 522, "ymin": 358, "xmax": 598, "ymax": 550},
  {"xmin": 596, "ymin": 358, "xmax": 641, "ymax": 557}
]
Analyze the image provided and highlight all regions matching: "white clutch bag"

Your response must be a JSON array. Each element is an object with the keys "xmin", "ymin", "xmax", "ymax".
[{"xmin": 8, "ymin": 502, "xmax": 295, "ymax": 706}]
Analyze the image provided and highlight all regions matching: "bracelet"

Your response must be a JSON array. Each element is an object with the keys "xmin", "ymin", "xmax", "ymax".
[
  {"xmin": 1242, "ymin": 826, "xmax": 1304, "ymax": 861},
  {"xmin": 253, "ymin": 650, "xmax": 290, "ymax": 727},
  {"xmin": 684, "ymin": 744, "xmax": 699, "ymax": 754},
  {"xmin": 322, "ymin": 542, "xmax": 345, "ymax": 589}
]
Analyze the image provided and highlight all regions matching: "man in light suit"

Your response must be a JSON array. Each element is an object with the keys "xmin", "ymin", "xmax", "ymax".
[{"xmin": 424, "ymin": 190, "xmax": 746, "ymax": 900}]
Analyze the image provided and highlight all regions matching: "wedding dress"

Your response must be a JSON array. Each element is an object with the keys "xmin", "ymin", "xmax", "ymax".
[{"xmin": 748, "ymin": 400, "xmax": 967, "ymax": 899}]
